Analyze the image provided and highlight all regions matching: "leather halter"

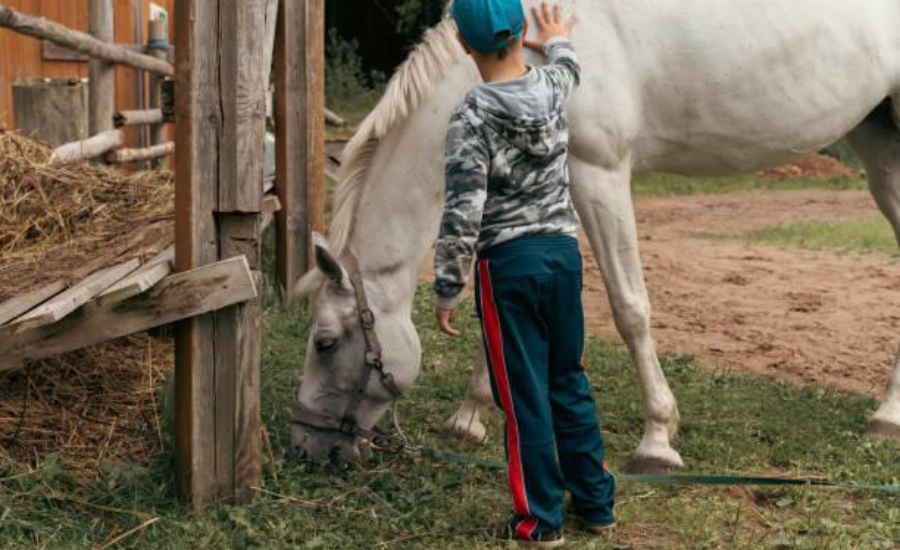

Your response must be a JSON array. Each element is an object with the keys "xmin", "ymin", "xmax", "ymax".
[{"xmin": 291, "ymin": 250, "xmax": 402, "ymax": 442}]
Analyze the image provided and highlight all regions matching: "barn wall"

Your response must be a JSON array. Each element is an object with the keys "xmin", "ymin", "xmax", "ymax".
[{"xmin": 0, "ymin": 0, "xmax": 175, "ymax": 147}]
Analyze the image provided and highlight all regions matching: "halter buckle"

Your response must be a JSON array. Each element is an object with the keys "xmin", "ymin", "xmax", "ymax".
[
  {"xmin": 339, "ymin": 416, "xmax": 358, "ymax": 436},
  {"xmin": 365, "ymin": 350, "xmax": 383, "ymax": 368},
  {"xmin": 359, "ymin": 308, "xmax": 376, "ymax": 329}
]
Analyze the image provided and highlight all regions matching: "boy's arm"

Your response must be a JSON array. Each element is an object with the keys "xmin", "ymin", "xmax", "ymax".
[
  {"xmin": 434, "ymin": 110, "xmax": 490, "ymax": 312},
  {"xmin": 525, "ymin": 2, "xmax": 580, "ymax": 98},
  {"xmin": 542, "ymin": 36, "xmax": 581, "ymax": 99}
]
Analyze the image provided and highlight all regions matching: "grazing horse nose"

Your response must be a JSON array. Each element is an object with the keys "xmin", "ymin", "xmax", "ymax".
[{"xmin": 290, "ymin": 424, "xmax": 372, "ymax": 462}]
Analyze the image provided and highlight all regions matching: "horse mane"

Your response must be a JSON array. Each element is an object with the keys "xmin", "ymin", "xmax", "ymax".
[{"xmin": 294, "ymin": 17, "xmax": 465, "ymax": 297}]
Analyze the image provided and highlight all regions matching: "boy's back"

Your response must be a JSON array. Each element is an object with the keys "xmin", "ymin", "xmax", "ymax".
[{"xmin": 435, "ymin": 36, "xmax": 583, "ymax": 308}]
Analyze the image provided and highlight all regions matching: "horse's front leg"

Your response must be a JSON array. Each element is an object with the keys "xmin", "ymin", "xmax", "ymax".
[
  {"xmin": 442, "ymin": 341, "xmax": 493, "ymax": 444},
  {"xmin": 569, "ymin": 157, "xmax": 684, "ymax": 472}
]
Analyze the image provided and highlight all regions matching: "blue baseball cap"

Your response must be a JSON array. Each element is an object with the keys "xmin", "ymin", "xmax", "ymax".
[{"xmin": 452, "ymin": 0, "xmax": 526, "ymax": 53}]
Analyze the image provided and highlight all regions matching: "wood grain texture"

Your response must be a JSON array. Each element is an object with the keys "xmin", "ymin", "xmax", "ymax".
[
  {"xmin": 96, "ymin": 246, "xmax": 174, "ymax": 304},
  {"xmin": 175, "ymin": 0, "xmax": 265, "ymax": 509},
  {"xmin": 0, "ymin": 281, "xmax": 65, "ymax": 326},
  {"xmin": 216, "ymin": 0, "xmax": 266, "ymax": 213},
  {"xmin": 174, "ymin": 0, "xmax": 219, "ymax": 509},
  {"xmin": 5, "ymin": 258, "xmax": 140, "ymax": 333},
  {"xmin": 0, "ymin": 256, "xmax": 257, "ymax": 372},
  {"xmin": 274, "ymin": 0, "xmax": 325, "ymax": 297}
]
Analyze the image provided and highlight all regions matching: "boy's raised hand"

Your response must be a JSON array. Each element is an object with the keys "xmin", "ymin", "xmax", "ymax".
[{"xmin": 524, "ymin": 1, "xmax": 576, "ymax": 52}]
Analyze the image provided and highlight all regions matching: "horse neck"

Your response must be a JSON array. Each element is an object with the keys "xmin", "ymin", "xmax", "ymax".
[{"xmin": 345, "ymin": 61, "xmax": 479, "ymax": 314}]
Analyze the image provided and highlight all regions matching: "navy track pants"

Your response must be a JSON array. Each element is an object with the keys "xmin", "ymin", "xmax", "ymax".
[{"xmin": 474, "ymin": 234, "xmax": 616, "ymax": 537}]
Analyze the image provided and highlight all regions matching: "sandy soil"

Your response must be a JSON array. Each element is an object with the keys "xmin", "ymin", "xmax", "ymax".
[{"xmin": 421, "ymin": 189, "xmax": 899, "ymax": 397}]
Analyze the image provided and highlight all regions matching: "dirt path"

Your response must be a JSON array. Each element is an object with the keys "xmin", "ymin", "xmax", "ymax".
[{"xmin": 421, "ymin": 189, "xmax": 899, "ymax": 397}]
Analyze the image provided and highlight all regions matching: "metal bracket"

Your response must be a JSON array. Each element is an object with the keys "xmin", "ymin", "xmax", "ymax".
[{"xmin": 160, "ymin": 79, "xmax": 176, "ymax": 123}]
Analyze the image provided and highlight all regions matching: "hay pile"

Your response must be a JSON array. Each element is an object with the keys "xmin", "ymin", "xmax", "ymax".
[
  {"xmin": 0, "ymin": 131, "xmax": 174, "ymax": 301},
  {"xmin": 0, "ymin": 131, "xmax": 175, "ymax": 475}
]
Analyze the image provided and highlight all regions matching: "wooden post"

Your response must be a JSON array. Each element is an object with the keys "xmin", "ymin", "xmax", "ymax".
[
  {"xmin": 175, "ymin": 0, "xmax": 265, "ymax": 509},
  {"xmin": 147, "ymin": 18, "xmax": 169, "ymax": 168},
  {"xmin": 88, "ymin": 0, "xmax": 115, "ymax": 136},
  {"xmin": 274, "ymin": 0, "xmax": 326, "ymax": 298}
]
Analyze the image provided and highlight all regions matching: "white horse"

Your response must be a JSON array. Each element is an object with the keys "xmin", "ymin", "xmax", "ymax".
[{"xmin": 292, "ymin": 0, "xmax": 900, "ymax": 468}]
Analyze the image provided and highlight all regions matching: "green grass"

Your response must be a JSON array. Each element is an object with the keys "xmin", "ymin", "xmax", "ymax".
[
  {"xmin": 749, "ymin": 216, "xmax": 898, "ymax": 258},
  {"xmin": 0, "ymin": 289, "xmax": 897, "ymax": 549},
  {"xmin": 632, "ymin": 172, "xmax": 866, "ymax": 197}
]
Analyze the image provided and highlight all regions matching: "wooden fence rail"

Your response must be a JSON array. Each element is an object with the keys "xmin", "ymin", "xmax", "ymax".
[{"xmin": 0, "ymin": 3, "xmax": 174, "ymax": 76}]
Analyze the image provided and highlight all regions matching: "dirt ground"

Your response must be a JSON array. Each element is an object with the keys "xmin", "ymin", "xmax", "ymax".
[{"xmin": 421, "ymin": 189, "xmax": 899, "ymax": 398}]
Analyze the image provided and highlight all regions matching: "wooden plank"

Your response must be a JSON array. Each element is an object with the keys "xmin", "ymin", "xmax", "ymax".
[
  {"xmin": 0, "ymin": 256, "xmax": 257, "ymax": 372},
  {"xmin": 175, "ymin": 0, "xmax": 220, "ymax": 508},
  {"xmin": 95, "ymin": 246, "xmax": 174, "ymax": 305},
  {"xmin": 175, "ymin": 0, "xmax": 265, "ymax": 509},
  {"xmin": 216, "ymin": 1, "xmax": 266, "ymax": 213},
  {"xmin": 262, "ymin": 194, "xmax": 281, "ymax": 214},
  {"xmin": 88, "ymin": 0, "xmax": 114, "ymax": 135},
  {"xmin": 274, "ymin": 0, "xmax": 326, "ymax": 298},
  {"xmin": 0, "ymin": 4, "xmax": 175, "ymax": 76},
  {"xmin": 0, "ymin": 281, "xmax": 66, "ymax": 327},
  {"xmin": 6, "ymin": 258, "xmax": 140, "ymax": 333}
]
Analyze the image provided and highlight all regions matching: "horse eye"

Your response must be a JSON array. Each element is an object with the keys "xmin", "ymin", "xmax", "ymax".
[{"xmin": 315, "ymin": 338, "xmax": 338, "ymax": 353}]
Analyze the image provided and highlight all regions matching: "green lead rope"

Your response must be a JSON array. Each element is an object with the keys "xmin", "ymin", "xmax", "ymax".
[{"xmin": 413, "ymin": 446, "xmax": 900, "ymax": 495}]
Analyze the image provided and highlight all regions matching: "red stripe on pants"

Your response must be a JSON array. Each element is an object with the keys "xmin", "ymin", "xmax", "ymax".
[{"xmin": 478, "ymin": 260, "xmax": 533, "ymax": 526}]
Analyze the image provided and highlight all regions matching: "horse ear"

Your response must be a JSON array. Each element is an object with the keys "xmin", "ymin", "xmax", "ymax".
[{"xmin": 313, "ymin": 233, "xmax": 344, "ymax": 284}]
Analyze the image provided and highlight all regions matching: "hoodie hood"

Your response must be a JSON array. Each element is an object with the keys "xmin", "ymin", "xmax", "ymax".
[{"xmin": 466, "ymin": 67, "xmax": 566, "ymax": 157}]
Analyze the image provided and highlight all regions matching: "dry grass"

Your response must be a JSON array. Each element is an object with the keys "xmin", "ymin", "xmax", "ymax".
[
  {"xmin": 0, "ymin": 131, "xmax": 176, "ymax": 475},
  {"xmin": 0, "ymin": 130, "xmax": 174, "ymax": 301}
]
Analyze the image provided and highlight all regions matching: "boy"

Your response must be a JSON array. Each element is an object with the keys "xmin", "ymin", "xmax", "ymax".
[{"xmin": 433, "ymin": 0, "xmax": 616, "ymax": 547}]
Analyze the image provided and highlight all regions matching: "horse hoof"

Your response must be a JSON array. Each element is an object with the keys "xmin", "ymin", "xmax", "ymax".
[
  {"xmin": 625, "ymin": 448, "xmax": 684, "ymax": 474},
  {"xmin": 866, "ymin": 417, "xmax": 900, "ymax": 439},
  {"xmin": 440, "ymin": 417, "xmax": 488, "ymax": 446}
]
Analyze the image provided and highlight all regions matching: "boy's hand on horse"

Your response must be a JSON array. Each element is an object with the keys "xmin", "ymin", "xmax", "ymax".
[
  {"xmin": 524, "ymin": 1, "xmax": 577, "ymax": 52},
  {"xmin": 435, "ymin": 307, "xmax": 462, "ymax": 337}
]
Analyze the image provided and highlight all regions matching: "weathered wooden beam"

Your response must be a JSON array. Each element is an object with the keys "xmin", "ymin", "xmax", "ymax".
[
  {"xmin": 4, "ymin": 259, "xmax": 140, "ymax": 334},
  {"xmin": 12, "ymin": 79, "xmax": 88, "ymax": 147},
  {"xmin": 0, "ymin": 256, "xmax": 257, "ymax": 373},
  {"xmin": 275, "ymin": 0, "xmax": 326, "ymax": 298},
  {"xmin": 114, "ymin": 109, "xmax": 164, "ymax": 127},
  {"xmin": 88, "ymin": 0, "xmax": 114, "ymax": 136},
  {"xmin": 147, "ymin": 19, "xmax": 169, "ymax": 168},
  {"xmin": 0, "ymin": 4, "xmax": 175, "ymax": 76},
  {"xmin": 107, "ymin": 142, "xmax": 175, "ymax": 164},
  {"xmin": 51, "ymin": 129, "xmax": 123, "ymax": 163},
  {"xmin": 0, "ymin": 282, "xmax": 66, "ymax": 327},
  {"xmin": 175, "ymin": 0, "xmax": 265, "ymax": 509},
  {"xmin": 96, "ymin": 247, "xmax": 174, "ymax": 305}
]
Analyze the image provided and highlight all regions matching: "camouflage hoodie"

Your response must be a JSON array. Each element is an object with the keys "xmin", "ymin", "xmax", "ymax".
[{"xmin": 434, "ymin": 37, "xmax": 581, "ymax": 309}]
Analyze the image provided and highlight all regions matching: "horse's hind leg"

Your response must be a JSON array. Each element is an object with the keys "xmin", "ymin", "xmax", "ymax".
[
  {"xmin": 569, "ymin": 157, "xmax": 683, "ymax": 471},
  {"xmin": 845, "ymin": 99, "xmax": 900, "ymax": 438}
]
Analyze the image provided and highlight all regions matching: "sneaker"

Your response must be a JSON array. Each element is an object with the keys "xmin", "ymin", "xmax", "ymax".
[
  {"xmin": 487, "ymin": 521, "xmax": 565, "ymax": 548},
  {"xmin": 584, "ymin": 520, "xmax": 617, "ymax": 534}
]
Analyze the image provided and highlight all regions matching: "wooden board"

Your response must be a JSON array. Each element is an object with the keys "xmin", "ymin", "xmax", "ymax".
[
  {"xmin": 6, "ymin": 258, "xmax": 140, "ymax": 333},
  {"xmin": 274, "ymin": 0, "xmax": 326, "ymax": 297},
  {"xmin": 95, "ymin": 246, "xmax": 174, "ymax": 305},
  {"xmin": 174, "ymin": 0, "xmax": 265, "ymax": 509},
  {"xmin": 0, "ymin": 256, "xmax": 257, "ymax": 372},
  {"xmin": 0, "ymin": 281, "xmax": 66, "ymax": 327}
]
